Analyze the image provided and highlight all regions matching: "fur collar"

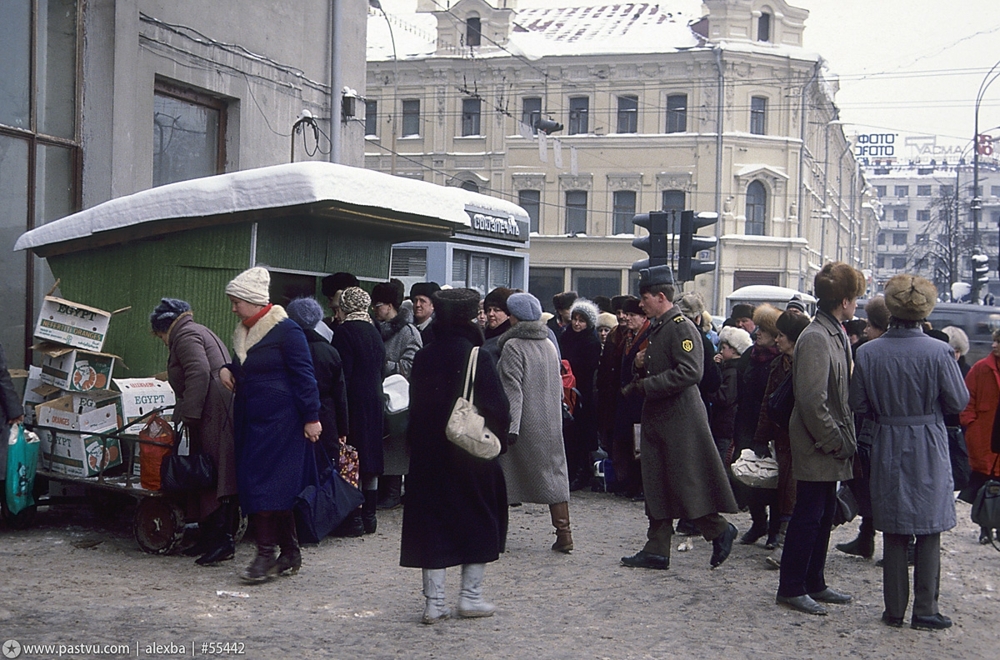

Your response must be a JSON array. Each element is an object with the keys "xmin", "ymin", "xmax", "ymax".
[
  {"xmin": 232, "ymin": 304, "xmax": 288, "ymax": 363},
  {"xmin": 164, "ymin": 311, "xmax": 194, "ymax": 343},
  {"xmin": 378, "ymin": 306, "xmax": 414, "ymax": 340},
  {"xmin": 498, "ymin": 320, "xmax": 547, "ymax": 350}
]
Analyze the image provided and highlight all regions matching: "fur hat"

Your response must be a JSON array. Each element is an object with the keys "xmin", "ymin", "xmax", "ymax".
[
  {"xmin": 410, "ymin": 281, "xmax": 441, "ymax": 301},
  {"xmin": 340, "ymin": 287, "xmax": 371, "ymax": 315},
  {"xmin": 639, "ymin": 265, "xmax": 674, "ymax": 288},
  {"xmin": 942, "ymin": 326, "xmax": 970, "ymax": 357},
  {"xmin": 814, "ymin": 262, "xmax": 866, "ymax": 304},
  {"xmin": 371, "ymin": 279, "xmax": 404, "ymax": 309},
  {"xmin": 322, "ymin": 272, "xmax": 359, "ymax": 297},
  {"xmin": 753, "ymin": 303, "xmax": 782, "ymax": 337},
  {"xmin": 506, "ymin": 292, "xmax": 542, "ymax": 322},
  {"xmin": 865, "ymin": 295, "xmax": 891, "ymax": 331},
  {"xmin": 433, "ymin": 288, "xmax": 481, "ymax": 326},
  {"xmin": 597, "ymin": 312, "xmax": 618, "ymax": 329},
  {"xmin": 569, "ymin": 299, "xmax": 599, "ymax": 329},
  {"xmin": 149, "ymin": 298, "xmax": 191, "ymax": 334},
  {"xmin": 730, "ymin": 303, "xmax": 755, "ymax": 321},
  {"xmin": 621, "ymin": 298, "xmax": 643, "ymax": 316},
  {"xmin": 540, "ymin": 311, "xmax": 554, "ymax": 325},
  {"xmin": 225, "ymin": 267, "xmax": 270, "ymax": 305},
  {"xmin": 611, "ymin": 295, "xmax": 632, "ymax": 312},
  {"xmin": 484, "ymin": 287, "xmax": 516, "ymax": 314},
  {"xmin": 286, "ymin": 297, "xmax": 324, "ymax": 330},
  {"xmin": 675, "ymin": 291, "xmax": 706, "ymax": 322},
  {"xmin": 884, "ymin": 274, "xmax": 937, "ymax": 321},
  {"xmin": 718, "ymin": 326, "xmax": 753, "ymax": 355},
  {"xmin": 552, "ymin": 291, "xmax": 578, "ymax": 311}
]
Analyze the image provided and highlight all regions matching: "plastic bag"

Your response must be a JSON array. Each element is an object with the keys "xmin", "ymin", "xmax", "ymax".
[
  {"xmin": 731, "ymin": 448, "xmax": 779, "ymax": 489},
  {"xmin": 139, "ymin": 414, "xmax": 175, "ymax": 491},
  {"xmin": 5, "ymin": 424, "xmax": 41, "ymax": 516}
]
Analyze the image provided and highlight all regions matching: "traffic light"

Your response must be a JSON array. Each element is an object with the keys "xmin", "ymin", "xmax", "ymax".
[
  {"xmin": 631, "ymin": 210, "xmax": 672, "ymax": 271},
  {"xmin": 677, "ymin": 211, "xmax": 718, "ymax": 282},
  {"xmin": 971, "ymin": 253, "xmax": 990, "ymax": 284}
]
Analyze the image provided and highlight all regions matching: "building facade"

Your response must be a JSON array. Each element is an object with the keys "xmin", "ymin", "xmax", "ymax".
[
  {"xmin": 0, "ymin": 0, "xmax": 368, "ymax": 367},
  {"xmin": 365, "ymin": 0, "xmax": 872, "ymax": 312}
]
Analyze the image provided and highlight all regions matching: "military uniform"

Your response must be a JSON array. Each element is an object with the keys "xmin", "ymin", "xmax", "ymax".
[{"xmin": 627, "ymin": 305, "xmax": 738, "ymax": 566}]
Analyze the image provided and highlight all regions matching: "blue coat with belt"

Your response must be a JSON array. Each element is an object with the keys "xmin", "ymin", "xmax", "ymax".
[{"xmin": 229, "ymin": 306, "xmax": 321, "ymax": 514}]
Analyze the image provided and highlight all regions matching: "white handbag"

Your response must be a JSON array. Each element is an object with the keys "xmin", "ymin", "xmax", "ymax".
[
  {"xmin": 731, "ymin": 448, "xmax": 779, "ymax": 489},
  {"xmin": 445, "ymin": 347, "xmax": 501, "ymax": 460},
  {"xmin": 382, "ymin": 374, "xmax": 410, "ymax": 414}
]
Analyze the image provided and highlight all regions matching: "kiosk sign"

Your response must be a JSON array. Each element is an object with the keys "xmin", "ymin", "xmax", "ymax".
[{"xmin": 463, "ymin": 208, "xmax": 529, "ymax": 243}]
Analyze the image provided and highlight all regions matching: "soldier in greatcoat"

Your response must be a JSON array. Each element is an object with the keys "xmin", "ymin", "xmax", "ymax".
[{"xmin": 620, "ymin": 265, "xmax": 739, "ymax": 571}]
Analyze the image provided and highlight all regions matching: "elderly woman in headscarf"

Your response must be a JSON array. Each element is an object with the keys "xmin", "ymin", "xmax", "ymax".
[
  {"xmin": 331, "ymin": 286, "xmax": 386, "ymax": 536},
  {"xmin": 150, "ymin": 298, "xmax": 238, "ymax": 567},
  {"xmin": 218, "ymin": 268, "xmax": 322, "ymax": 583},
  {"xmin": 851, "ymin": 275, "xmax": 968, "ymax": 631},
  {"xmin": 401, "ymin": 288, "xmax": 510, "ymax": 624}
]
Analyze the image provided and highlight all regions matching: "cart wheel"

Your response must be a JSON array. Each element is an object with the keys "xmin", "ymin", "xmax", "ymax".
[
  {"xmin": 1, "ymin": 500, "xmax": 37, "ymax": 530},
  {"xmin": 232, "ymin": 509, "xmax": 249, "ymax": 543},
  {"xmin": 133, "ymin": 497, "xmax": 185, "ymax": 555}
]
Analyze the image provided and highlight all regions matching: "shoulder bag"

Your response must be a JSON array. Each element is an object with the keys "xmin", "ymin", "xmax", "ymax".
[
  {"xmin": 294, "ymin": 443, "xmax": 364, "ymax": 543},
  {"xmin": 382, "ymin": 373, "xmax": 410, "ymax": 439},
  {"xmin": 445, "ymin": 346, "xmax": 502, "ymax": 460},
  {"xmin": 160, "ymin": 422, "xmax": 217, "ymax": 493},
  {"xmin": 767, "ymin": 371, "xmax": 795, "ymax": 430},
  {"xmin": 972, "ymin": 457, "xmax": 1000, "ymax": 551},
  {"xmin": 832, "ymin": 481, "xmax": 860, "ymax": 527}
]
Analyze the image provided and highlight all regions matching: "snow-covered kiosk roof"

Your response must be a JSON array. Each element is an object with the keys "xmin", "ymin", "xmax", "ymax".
[{"xmin": 16, "ymin": 161, "xmax": 528, "ymax": 256}]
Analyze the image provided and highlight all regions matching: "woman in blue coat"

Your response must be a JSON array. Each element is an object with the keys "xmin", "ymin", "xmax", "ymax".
[{"xmin": 219, "ymin": 267, "xmax": 322, "ymax": 583}]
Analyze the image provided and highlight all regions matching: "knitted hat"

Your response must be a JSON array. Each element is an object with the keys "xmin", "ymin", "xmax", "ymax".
[
  {"xmin": 718, "ymin": 326, "xmax": 753, "ymax": 355},
  {"xmin": 621, "ymin": 298, "xmax": 643, "ymax": 316},
  {"xmin": 675, "ymin": 291, "xmax": 706, "ymax": 322},
  {"xmin": 552, "ymin": 291, "xmax": 578, "ymax": 311},
  {"xmin": 507, "ymin": 292, "xmax": 542, "ymax": 322},
  {"xmin": 340, "ymin": 287, "xmax": 371, "ymax": 315},
  {"xmin": 322, "ymin": 272, "xmax": 359, "ymax": 297},
  {"xmin": 864, "ymin": 295, "xmax": 890, "ymax": 331},
  {"xmin": 786, "ymin": 295, "xmax": 807, "ymax": 313},
  {"xmin": 597, "ymin": 312, "xmax": 618, "ymax": 329},
  {"xmin": 884, "ymin": 274, "xmax": 937, "ymax": 321},
  {"xmin": 149, "ymin": 298, "xmax": 191, "ymax": 334},
  {"xmin": 410, "ymin": 281, "xmax": 441, "ymax": 301},
  {"xmin": 286, "ymin": 297, "xmax": 324, "ymax": 330},
  {"xmin": 731, "ymin": 303, "xmax": 755, "ymax": 321},
  {"xmin": 371, "ymin": 279, "xmax": 404, "ymax": 309},
  {"xmin": 225, "ymin": 267, "xmax": 270, "ymax": 305},
  {"xmin": 569, "ymin": 299, "xmax": 599, "ymax": 329},
  {"xmin": 484, "ymin": 287, "xmax": 516, "ymax": 314},
  {"xmin": 433, "ymin": 288, "xmax": 481, "ymax": 326}
]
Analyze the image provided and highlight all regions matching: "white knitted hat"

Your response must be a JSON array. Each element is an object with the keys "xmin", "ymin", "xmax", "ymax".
[{"xmin": 225, "ymin": 267, "xmax": 270, "ymax": 305}]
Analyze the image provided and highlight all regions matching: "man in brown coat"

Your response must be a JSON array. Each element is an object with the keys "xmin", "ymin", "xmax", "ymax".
[
  {"xmin": 620, "ymin": 266, "xmax": 739, "ymax": 571},
  {"xmin": 776, "ymin": 262, "xmax": 864, "ymax": 615}
]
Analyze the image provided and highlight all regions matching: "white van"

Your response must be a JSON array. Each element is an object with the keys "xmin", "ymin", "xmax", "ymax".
[{"xmin": 725, "ymin": 285, "xmax": 816, "ymax": 317}]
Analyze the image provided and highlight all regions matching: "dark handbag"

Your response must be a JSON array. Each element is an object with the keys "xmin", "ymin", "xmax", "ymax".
[
  {"xmin": 294, "ymin": 443, "xmax": 364, "ymax": 543},
  {"xmin": 831, "ymin": 482, "xmax": 859, "ymax": 527},
  {"xmin": 159, "ymin": 424, "xmax": 217, "ymax": 493},
  {"xmin": 767, "ymin": 372, "xmax": 794, "ymax": 430},
  {"xmin": 947, "ymin": 426, "xmax": 972, "ymax": 492}
]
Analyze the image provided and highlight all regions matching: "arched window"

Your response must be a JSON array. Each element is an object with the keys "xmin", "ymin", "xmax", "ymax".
[
  {"xmin": 746, "ymin": 181, "xmax": 766, "ymax": 235},
  {"xmin": 757, "ymin": 12, "xmax": 771, "ymax": 42},
  {"xmin": 466, "ymin": 16, "xmax": 481, "ymax": 47}
]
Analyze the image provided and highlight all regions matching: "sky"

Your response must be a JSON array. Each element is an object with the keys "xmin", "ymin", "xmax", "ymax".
[{"xmin": 381, "ymin": 0, "xmax": 1000, "ymax": 159}]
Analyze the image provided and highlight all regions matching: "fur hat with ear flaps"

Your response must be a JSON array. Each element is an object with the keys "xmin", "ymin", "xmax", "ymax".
[{"xmin": 883, "ymin": 274, "xmax": 937, "ymax": 321}]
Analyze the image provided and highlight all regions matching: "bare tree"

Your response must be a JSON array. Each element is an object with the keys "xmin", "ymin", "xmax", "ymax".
[{"xmin": 906, "ymin": 191, "xmax": 976, "ymax": 299}]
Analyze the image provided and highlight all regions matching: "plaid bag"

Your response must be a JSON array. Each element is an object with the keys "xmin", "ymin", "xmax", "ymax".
[{"xmin": 339, "ymin": 442, "xmax": 360, "ymax": 489}]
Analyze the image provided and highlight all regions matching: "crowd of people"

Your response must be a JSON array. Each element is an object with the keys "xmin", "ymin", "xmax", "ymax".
[{"xmin": 4, "ymin": 260, "xmax": 997, "ymax": 631}]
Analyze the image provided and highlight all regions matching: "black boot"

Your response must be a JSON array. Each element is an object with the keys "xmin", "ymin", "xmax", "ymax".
[
  {"xmin": 362, "ymin": 490, "xmax": 378, "ymax": 534},
  {"xmin": 331, "ymin": 510, "xmax": 364, "ymax": 538},
  {"xmin": 740, "ymin": 500, "xmax": 768, "ymax": 545},
  {"xmin": 377, "ymin": 475, "xmax": 402, "ymax": 510},
  {"xmin": 275, "ymin": 510, "xmax": 302, "ymax": 576},
  {"xmin": 239, "ymin": 512, "xmax": 279, "ymax": 583},
  {"xmin": 196, "ymin": 503, "xmax": 235, "ymax": 566},
  {"xmin": 836, "ymin": 516, "xmax": 875, "ymax": 559},
  {"xmin": 765, "ymin": 508, "xmax": 783, "ymax": 549}
]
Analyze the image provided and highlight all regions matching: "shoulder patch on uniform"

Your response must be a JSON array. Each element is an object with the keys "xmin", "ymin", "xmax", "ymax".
[
  {"xmin": 674, "ymin": 315, "xmax": 686, "ymax": 323},
  {"xmin": 682, "ymin": 339, "xmax": 694, "ymax": 352}
]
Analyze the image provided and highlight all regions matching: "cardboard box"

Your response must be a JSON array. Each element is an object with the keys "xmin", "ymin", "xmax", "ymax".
[
  {"xmin": 34, "ymin": 343, "xmax": 118, "ymax": 392},
  {"xmin": 112, "ymin": 378, "xmax": 176, "ymax": 433},
  {"xmin": 40, "ymin": 428, "xmax": 122, "ymax": 478},
  {"xmin": 35, "ymin": 392, "xmax": 121, "ymax": 433},
  {"xmin": 22, "ymin": 366, "xmax": 63, "ymax": 425},
  {"xmin": 34, "ymin": 296, "xmax": 113, "ymax": 352}
]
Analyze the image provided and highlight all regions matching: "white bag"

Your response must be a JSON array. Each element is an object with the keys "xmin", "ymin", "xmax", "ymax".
[
  {"xmin": 445, "ymin": 347, "xmax": 501, "ymax": 460},
  {"xmin": 382, "ymin": 374, "xmax": 410, "ymax": 414},
  {"xmin": 731, "ymin": 448, "xmax": 779, "ymax": 489}
]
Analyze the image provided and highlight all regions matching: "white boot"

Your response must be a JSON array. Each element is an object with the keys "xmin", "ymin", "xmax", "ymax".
[
  {"xmin": 457, "ymin": 563, "xmax": 496, "ymax": 618},
  {"xmin": 421, "ymin": 568, "xmax": 450, "ymax": 624}
]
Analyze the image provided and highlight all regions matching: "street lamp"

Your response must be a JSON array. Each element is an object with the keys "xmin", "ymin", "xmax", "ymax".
[
  {"xmin": 370, "ymin": 0, "xmax": 399, "ymax": 175},
  {"xmin": 971, "ymin": 57, "xmax": 1000, "ymax": 302}
]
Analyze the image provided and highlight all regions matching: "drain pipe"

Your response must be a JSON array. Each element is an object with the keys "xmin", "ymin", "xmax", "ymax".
[
  {"xmin": 330, "ymin": 0, "xmax": 343, "ymax": 163},
  {"xmin": 712, "ymin": 45, "xmax": 725, "ymax": 313}
]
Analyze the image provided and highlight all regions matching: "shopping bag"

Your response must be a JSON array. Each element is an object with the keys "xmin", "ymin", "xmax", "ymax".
[
  {"xmin": 731, "ymin": 448, "xmax": 779, "ymax": 489},
  {"xmin": 295, "ymin": 443, "xmax": 364, "ymax": 543},
  {"xmin": 5, "ymin": 424, "xmax": 40, "ymax": 516},
  {"xmin": 138, "ymin": 414, "xmax": 175, "ymax": 491}
]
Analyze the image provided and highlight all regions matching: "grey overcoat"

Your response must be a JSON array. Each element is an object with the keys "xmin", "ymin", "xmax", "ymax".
[
  {"xmin": 850, "ymin": 328, "xmax": 969, "ymax": 534},
  {"xmin": 789, "ymin": 310, "xmax": 856, "ymax": 482},
  {"xmin": 636, "ymin": 307, "xmax": 737, "ymax": 520},
  {"xmin": 497, "ymin": 321, "xmax": 570, "ymax": 505},
  {"xmin": 379, "ymin": 306, "xmax": 422, "ymax": 475}
]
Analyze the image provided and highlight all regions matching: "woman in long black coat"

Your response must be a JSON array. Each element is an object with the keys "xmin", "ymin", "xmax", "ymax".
[
  {"xmin": 559, "ymin": 298, "xmax": 602, "ymax": 490},
  {"xmin": 331, "ymin": 286, "xmax": 386, "ymax": 535},
  {"xmin": 400, "ymin": 288, "xmax": 510, "ymax": 624}
]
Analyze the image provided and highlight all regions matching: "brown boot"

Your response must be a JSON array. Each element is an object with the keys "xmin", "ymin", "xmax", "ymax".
[
  {"xmin": 275, "ymin": 511, "xmax": 302, "ymax": 576},
  {"xmin": 549, "ymin": 502, "xmax": 573, "ymax": 553},
  {"xmin": 240, "ymin": 512, "xmax": 279, "ymax": 584}
]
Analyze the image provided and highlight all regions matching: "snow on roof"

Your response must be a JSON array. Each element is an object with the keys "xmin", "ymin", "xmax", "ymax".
[{"xmin": 15, "ymin": 161, "xmax": 528, "ymax": 251}]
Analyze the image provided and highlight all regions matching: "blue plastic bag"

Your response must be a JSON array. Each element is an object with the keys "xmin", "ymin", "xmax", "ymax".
[{"xmin": 5, "ymin": 424, "xmax": 40, "ymax": 516}]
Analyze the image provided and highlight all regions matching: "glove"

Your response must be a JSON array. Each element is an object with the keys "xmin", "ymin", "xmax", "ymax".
[
  {"xmin": 751, "ymin": 443, "xmax": 771, "ymax": 459},
  {"xmin": 507, "ymin": 432, "xmax": 518, "ymax": 446},
  {"xmin": 621, "ymin": 380, "xmax": 642, "ymax": 398}
]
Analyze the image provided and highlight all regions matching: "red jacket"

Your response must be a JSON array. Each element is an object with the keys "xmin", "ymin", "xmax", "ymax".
[{"xmin": 960, "ymin": 353, "xmax": 1000, "ymax": 476}]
